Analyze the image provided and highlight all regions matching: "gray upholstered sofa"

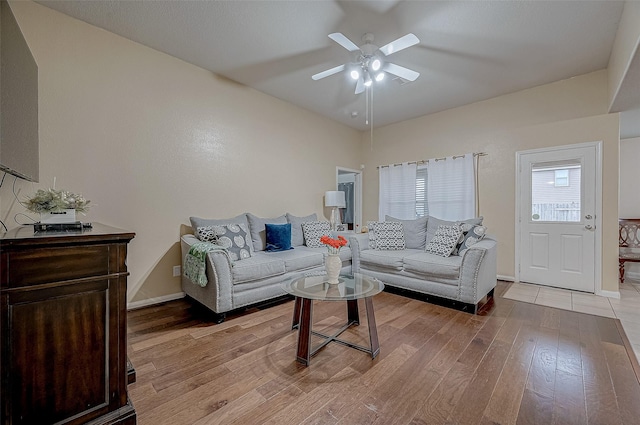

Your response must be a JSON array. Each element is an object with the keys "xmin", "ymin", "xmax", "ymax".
[
  {"xmin": 348, "ymin": 215, "xmax": 497, "ymax": 313},
  {"xmin": 181, "ymin": 212, "xmax": 352, "ymax": 322}
]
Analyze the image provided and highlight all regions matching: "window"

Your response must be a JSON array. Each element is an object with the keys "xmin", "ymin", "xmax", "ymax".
[
  {"xmin": 554, "ymin": 169, "xmax": 569, "ymax": 187},
  {"xmin": 415, "ymin": 166, "xmax": 428, "ymax": 217}
]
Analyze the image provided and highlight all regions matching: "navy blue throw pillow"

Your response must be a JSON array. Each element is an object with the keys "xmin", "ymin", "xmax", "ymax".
[{"xmin": 265, "ymin": 223, "xmax": 293, "ymax": 252}]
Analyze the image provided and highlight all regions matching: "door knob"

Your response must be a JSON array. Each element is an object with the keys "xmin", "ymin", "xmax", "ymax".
[
  {"xmin": 585, "ymin": 224, "xmax": 594, "ymax": 230},
  {"xmin": 585, "ymin": 214, "xmax": 593, "ymax": 219}
]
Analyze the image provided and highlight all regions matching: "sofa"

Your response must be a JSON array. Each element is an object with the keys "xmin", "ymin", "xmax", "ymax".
[
  {"xmin": 181, "ymin": 212, "xmax": 352, "ymax": 322},
  {"xmin": 348, "ymin": 215, "xmax": 497, "ymax": 313}
]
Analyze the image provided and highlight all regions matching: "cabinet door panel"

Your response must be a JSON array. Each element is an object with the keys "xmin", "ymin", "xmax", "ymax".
[{"xmin": 9, "ymin": 281, "xmax": 109, "ymax": 424}]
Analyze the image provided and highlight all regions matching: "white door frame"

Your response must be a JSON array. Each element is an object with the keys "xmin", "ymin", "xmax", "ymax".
[
  {"xmin": 336, "ymin": 166, "xmax": 362, "ymax": 232},
  {"xmin": 515, "ymin": 141, "xmax": 603, "ymax": 293}
]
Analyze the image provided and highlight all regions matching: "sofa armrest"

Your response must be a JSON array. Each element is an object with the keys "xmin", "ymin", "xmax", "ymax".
[
  {"xmin": 347, "ymin": 233, "xmax": 370, "ymax": 272},
  {"xmin": 458, "ymin": 237, "xmax": 497, "ymax": 305},
  {"xmin": 181, "ymin": 234, "xmax": 234, "ymax": 314}
]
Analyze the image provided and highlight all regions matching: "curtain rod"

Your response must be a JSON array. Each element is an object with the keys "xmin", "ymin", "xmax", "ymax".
[{"xmin": 377, "ymin": 152, "xmax": 487, "ymax": 169}]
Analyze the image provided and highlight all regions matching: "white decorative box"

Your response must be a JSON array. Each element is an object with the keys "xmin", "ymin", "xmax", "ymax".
[{"xmin": 40, "ymin": 209, "xmax": 76, "ymax": 224}]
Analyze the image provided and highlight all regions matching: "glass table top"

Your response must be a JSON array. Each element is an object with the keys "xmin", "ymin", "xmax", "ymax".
[{"xmin": 282, "ymin": 273, "xmax": 384, "ymax": 301}]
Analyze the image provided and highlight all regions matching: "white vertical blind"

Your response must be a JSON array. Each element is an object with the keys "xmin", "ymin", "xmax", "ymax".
[
  {"xmin": 415, "ymin": 165, "xmax": 428, "ymax": 217},
  {"xmin": 426, "ymin": 154, "xmax": 476, "ymax": 220},
  {"xmin": 378, "ymin": 162, "xmax": 417, "ymax": 220}
]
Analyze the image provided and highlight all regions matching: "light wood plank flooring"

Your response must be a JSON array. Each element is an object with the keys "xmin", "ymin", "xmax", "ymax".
[{"xmin": 127, "ymin": 282, "xmax": 640, "ymax": 425}]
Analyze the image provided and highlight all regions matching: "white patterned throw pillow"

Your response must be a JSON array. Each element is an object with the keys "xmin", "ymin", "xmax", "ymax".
[
  {"xmin": 425, "ymin": 224, "xmax": 463, "ymax": 257},
  {"xmin": 372, "ymin": 221, "xmax": 405, "ymax": 250},
  {"xmin": 196, "ymin": 226, "xmax": 217, "ymax": 242},
  {"xmin": 212, "ymin": 223, "xmax": 252, "ymax": 261},
  {"xmin": 367, "ymin": 220, "xmax": 381, "ymax": 250},
  {"xmin": 301, "ymin": 221, "xmax": 331, "ymax": 248},
  {"xmin": 453, "ymin": 223, "xmax": 487, "ymax": 256}
]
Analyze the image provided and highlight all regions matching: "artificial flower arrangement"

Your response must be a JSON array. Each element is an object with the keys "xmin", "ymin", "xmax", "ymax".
[
  {"xmin": 25, "ymin": 188, "xmax": 91, "ymax": 214},
  {"xmin": 320, "ymin": 234, "xmax": 348, "ymax": 255}
]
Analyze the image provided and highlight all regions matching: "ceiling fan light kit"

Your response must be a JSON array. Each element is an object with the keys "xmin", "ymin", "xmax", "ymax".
[{"xmin": 313, "ymin": 32, "xmax": 420, "ymax": 94}]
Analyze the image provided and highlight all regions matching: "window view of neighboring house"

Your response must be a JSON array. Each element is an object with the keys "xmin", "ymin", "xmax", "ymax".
[{"xmin": 531, "ymin": 164, "xmax": 581, "ymax": 222}]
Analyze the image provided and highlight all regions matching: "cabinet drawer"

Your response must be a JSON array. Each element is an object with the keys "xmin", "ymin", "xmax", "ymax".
[{"xmin": 4, "ymin": 245, "xmax": 110, "ymax": 288}]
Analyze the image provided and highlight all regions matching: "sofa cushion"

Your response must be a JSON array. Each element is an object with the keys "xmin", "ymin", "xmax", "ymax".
[
  {"xmin": 372, "ymin": 221, "xmax": 405, "ymax": 250},
  {"xmin": 425, "ymin": 225, "xmax": 463, "ymax": 257},
  {"xmin": 214, "ymin": 223, "xmax": 253, "ymax": 261},
  {"xmin": 403, "ymin": 252, "xmax": 462, "ymax": 279},
  {"xmin": 302, "ymin": 221, "xmax": 331, "ymax": 248},
  {"xmin": 231, "ymin": 252, "xmax": 286, "ymax": 284},
  {"xmin": 247, "ymin": 213, "xmax": 287, "ymax": 251},
  {"xmin": 426, "ymin": 215, "xmax": 483, "ymax": 245},
  {"xmin": 286, "ymin": 213, "xmax": 318, "ymax": 246},
  {"xmin": 265, "ymin": 223, "xmax": 293, "ymax": 252},
  {"xmin": 301, "ymin": 246, "xmax": 352, "ymax": 263},
  {"xmin": 273, "ymin": 249, "xmax": 324, "ymax": 272},
  {"xmin": 453, "ymin": 223, "xmax": 487, "ymax": 256},
  {"xmin": 360, "ymin": 249, "xmax": 421, "ymax": 271},
  {"xmin": 385, "ymin": 215, "xmax": 428, "ymax": 250}
]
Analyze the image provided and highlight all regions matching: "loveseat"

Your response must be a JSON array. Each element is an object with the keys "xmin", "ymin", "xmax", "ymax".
[
  {"xmin": 181, "ymin": 212, "xmax": 352, "ymax": 322},
  {"xmin": 348, "ymin": 215, "xmax": 497, "ymax": 313}
]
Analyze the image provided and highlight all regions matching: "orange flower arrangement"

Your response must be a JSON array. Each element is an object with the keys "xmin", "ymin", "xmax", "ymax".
[{"xmin": 320, "ymin": 235, "xmax": 348, "ymax": 255}]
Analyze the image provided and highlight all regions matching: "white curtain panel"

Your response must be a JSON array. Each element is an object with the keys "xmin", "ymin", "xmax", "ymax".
[
  {"xmin": 379, "ymin": 162, "xmax": 417, "ymax": 221},
  {"xmin": 427, "ymin": 154, "xmax": 476, "ymax": 220}
]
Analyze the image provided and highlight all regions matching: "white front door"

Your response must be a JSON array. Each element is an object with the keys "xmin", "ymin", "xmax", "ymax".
[{"xmin": 517, "ymin": 143, "xmax": 599, "ymax": 292}]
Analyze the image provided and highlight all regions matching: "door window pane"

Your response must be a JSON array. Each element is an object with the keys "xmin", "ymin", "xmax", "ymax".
[{"xmin": 531, "ymin": 160, "xmax": 581, "ymax": 222}]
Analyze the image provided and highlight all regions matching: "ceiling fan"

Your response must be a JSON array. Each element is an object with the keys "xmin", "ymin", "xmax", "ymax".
[{"xmin": 312, "ymin": 32, "xmax": 420, "ymax": 94}]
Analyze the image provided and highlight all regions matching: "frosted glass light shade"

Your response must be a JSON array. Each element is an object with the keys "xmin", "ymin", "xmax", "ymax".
[{"xmin": 325, "ymin": 191, "xmax": 346, "ymax": 208}]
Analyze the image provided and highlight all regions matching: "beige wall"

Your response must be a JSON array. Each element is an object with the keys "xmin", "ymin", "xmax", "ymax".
[
  {"xmin": 620, "ymin": 137, "xmax": 640, "ymax": 219},
  {"xmin": 608, "ymin": 1, "xmax": 640, "ymax": 110},
  {"xmin": 360, "ymin": 70, "xmax": 620, "ymax": 292},
  {"xmin": 1, "ymin": 1, "xmax": 362, "ymax": 304}
]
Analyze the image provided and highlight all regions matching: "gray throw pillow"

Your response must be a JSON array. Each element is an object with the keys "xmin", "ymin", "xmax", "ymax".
[
  {"xmin": 246, "ymin": 213, "xmax": 287, "ymax": 251},
  {"xmin": 301, "ymin": 221, "xmax": 331, "ymax": 248},
  {"xmin": 385, "ymin": 215, "xmax": 428, "ymax": 250},
  {"xmin": 372, "ymin": 221, "xmax": 405, "ymax": 250},
  {"xmin": 286, "ymin": 213, "xmax": 318, "ymax": 246},
  {"xmin": 425, "ymin": 224, "xmax": 463, "ymax": 257},
  {"xmin": 213, "ymin": 223, "xmax": 252, "ymax": 261},
  {"xmin": 426, "ymin": 215, "xmax": 483, "ymax": 246},
  {"xmin": 190, "ymin": 213, "xmax": 253, "ymax": 252},
  {"xmin": 453, "ymin": 223, "xmax": 487, "ymax": 256}
]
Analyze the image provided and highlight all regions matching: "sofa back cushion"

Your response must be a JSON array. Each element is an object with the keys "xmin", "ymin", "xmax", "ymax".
[
  {"xmin": 385, "ymin": 215, "xmax": 428, "ymax": 249},
  {"xmin": 247, "ymin": 213, "xmax": 287, "ymax": 251},
  {"xmin": 286, "ymin": 213, "xmax": 318, "ymax": 246},
  {"xmin": 190, "ymin": 214, "xmax": 254, "ymax": 253}
]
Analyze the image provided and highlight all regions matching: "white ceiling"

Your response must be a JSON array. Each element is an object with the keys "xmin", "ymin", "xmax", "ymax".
[{"xmin": 36, "ymin": 0, "xmax": 638, "ymax": 135}]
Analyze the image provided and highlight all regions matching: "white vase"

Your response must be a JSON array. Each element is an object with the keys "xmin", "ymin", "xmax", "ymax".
[{"xmin": 325, "ymin": 254, "xmax": 341, "ymax": 284}]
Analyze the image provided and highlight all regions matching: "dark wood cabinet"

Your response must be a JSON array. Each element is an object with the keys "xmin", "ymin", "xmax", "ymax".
[{"xmin": 0, "ymin": 223, "xmax": 136, "ymax": 424}]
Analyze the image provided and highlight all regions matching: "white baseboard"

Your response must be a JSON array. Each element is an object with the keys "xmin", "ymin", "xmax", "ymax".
[
  {"xmin": 497, "ymin": 275, "xmax": 516, "ymax": 282},
  {"xmin": 127, "ymin": 292, "xmax": 185, "ymax": 310},
  {"xmin": 596, "ymin": 289, "xmax": 621, "ymax": 299}
]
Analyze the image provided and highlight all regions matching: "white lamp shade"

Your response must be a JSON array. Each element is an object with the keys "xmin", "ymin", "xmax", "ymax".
[{"xmin": 325, "ymin": 191, "xmax": 346, "ymax": 208}]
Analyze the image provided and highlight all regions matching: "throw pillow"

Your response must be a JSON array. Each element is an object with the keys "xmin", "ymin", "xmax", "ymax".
[
  {"xmin": 367, "ymin": 220, "xmax": 382, "ymax": 250},
  {"xmin": 195, "ymin": 225, "xmax": 217, "ymax": 242},
  {"xmin": 372, "ymin": 221, "xmax": 406, "ymax": 250},
  {"xmin": 246, "ymin": 213, "xmax": 287, "ymax": 251},
  {"xmin": 190, "ymin": 213, "xmax": 253, "ymax": 253},
  {"xmin": 286, "ymin": 213, "xmax": 318, "ymax": 246},
  {"xmin": 265, "ymin": 223, "xmax": 293, "ymax": 252},
  {"xmin": 301, "ymin": 221, "xmax": 331, "ymax": 248},
  {"xmin": 453, "ymin": 223, "xmax": 487, "ymax": 256},
  {"xmin": 426, "ymin": 215, "xmax": 483, "ymax": 246},
  {"xmin": 385, "ymin": 215, "xmax": 428, "ymax": 250},
  {"xmin": 425, "ymin": 224, "xmax": 463, "ymax": 257},
  {"xmin": 212, "ymin": 223, "xmax": 252, "ymax": 261}
]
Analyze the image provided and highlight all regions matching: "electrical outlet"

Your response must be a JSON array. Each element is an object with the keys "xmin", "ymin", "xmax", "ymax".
[{"xmin": 172, "ymin": 265, "xmax": 181, "ymax": 277}]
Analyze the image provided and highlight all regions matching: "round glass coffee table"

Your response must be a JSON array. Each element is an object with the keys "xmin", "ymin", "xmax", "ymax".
[{"xmin": 282, "ymin": 273, "xmax": 384, "ymax": 366}]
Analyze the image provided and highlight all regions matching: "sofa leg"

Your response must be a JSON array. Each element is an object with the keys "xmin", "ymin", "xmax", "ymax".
[{"xmin": 213, "ymin": 312, "xmax": 226, "ymax": 324}]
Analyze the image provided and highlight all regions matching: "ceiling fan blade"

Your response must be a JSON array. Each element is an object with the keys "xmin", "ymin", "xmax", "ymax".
[
  {"xmin": 312, "ymin": 64, "xmax": 346, "ymax": 80},
  {"xmin": 328, "ymin": 33, "xmax": 360, "ymax": 52},
  {"xmin": 383, "ymin": 62, "xmax": 420, "ymax": 81},
  {"xmin": 355, "ymin": 77, "xmax": 365, "ymax": 94},
  {"xmin": 379, "ymin": 33, "xmax": 420, "ymax": 56}
]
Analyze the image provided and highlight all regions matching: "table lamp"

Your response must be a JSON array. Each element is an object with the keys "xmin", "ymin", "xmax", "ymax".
[{"xmin": 325, "ymin": 190, "xmax": 346, "ymax": 231}]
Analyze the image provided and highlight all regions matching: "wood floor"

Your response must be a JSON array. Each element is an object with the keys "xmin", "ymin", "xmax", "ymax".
[{"xmin": 127, "ymin": 282, "xmax": 640, "ymax": 425}]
